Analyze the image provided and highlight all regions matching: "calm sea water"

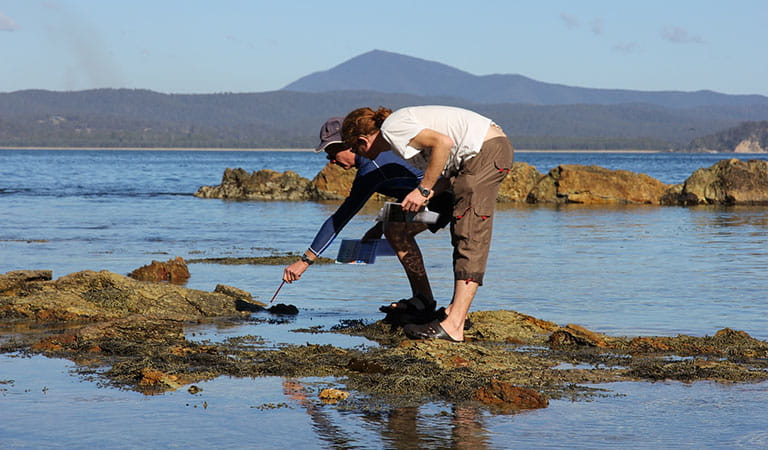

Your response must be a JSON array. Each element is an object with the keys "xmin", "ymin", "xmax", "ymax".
[{"xmin": 2, "ymin": 149, "xmax": 768, "ymax": 448}]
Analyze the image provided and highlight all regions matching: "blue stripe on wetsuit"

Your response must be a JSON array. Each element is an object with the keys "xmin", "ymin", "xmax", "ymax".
[{"xmin": 308, "ymin": 152, "xmax": 423, "ymax": 256}]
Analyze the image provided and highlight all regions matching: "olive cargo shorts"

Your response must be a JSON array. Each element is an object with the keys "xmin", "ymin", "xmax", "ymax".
[{"xmin": 451, "ymin": 136, "xmax": 514, "ymax": 285}]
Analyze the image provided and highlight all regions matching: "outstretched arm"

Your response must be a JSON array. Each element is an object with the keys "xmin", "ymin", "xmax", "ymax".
[{"xmin": 281, "ymin": 166, "xmax": 382, "ymax": 283}]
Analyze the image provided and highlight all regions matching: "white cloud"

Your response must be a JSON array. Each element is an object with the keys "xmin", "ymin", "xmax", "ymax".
[
  {"xmin": 662, "ymin": 26, "xmax": 705, "ymax": 44},
  {"xmin": 591, "ymin": 18, "xmax": 604, "ymax": 35},
  {"xmin": 560, "ymin": 12, "xmax": 580, "ymax": 29},
  {"xmin": 561, "ymin": 13, "xmax": 605, "ymax": 37},
  {"xmin": 613, "ymin": 42, "xmax": 640, "ymax": 54},
  {"xmin": 0, "ymin": 12, "xmax": 19, "ymax": 31}
]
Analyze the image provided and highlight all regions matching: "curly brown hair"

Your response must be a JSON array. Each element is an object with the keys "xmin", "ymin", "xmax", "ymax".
[{"xmin": 341, "ymin": 107, "xmax": 392, "ymax": 149}]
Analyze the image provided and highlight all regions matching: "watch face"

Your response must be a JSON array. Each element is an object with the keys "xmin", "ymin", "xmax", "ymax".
[{"xmin": 419, "ymin": 186, "xmax": 430, "ymax": 197}]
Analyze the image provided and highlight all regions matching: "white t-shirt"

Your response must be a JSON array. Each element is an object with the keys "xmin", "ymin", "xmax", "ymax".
[{"xmin": 380, "ymin": 106, "xmax": 493, "ymax": 175}]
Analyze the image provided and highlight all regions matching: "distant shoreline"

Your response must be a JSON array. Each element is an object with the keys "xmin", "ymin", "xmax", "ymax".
[{"xmin": 0, "ymin": 146, "xmax": 666, "ymax": 153}]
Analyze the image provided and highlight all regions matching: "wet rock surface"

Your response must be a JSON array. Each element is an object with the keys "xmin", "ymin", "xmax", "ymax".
[{"xmin": 3, "ymin": 269, "xmax": 767, "ymax": 413}]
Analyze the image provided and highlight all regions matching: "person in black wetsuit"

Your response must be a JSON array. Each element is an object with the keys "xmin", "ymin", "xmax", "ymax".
[{"xmin": 281, "ymin": 117, "xmax": 452, "ymax": 322}]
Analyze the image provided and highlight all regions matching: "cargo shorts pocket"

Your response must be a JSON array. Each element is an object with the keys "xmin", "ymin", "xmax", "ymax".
[
  {"xmin": 493, "ymin": 148, "xmax": 514, "ymax": 181},
  {"xmin": 452, "ymin": 197, "xmax": 494, "ymax": 246}
]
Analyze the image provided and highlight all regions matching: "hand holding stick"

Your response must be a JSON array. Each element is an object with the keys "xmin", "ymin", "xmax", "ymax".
[{"xmin": 269, "ymin": 280, "xmax": 286, "ymax": 304}]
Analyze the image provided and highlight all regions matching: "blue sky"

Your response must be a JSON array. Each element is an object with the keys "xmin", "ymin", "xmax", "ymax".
[{"xmin": 1, "ymin": 0, "xmax": 766, "ymax": 95}]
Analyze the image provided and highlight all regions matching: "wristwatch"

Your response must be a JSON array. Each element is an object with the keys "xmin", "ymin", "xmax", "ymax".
[
  {"xmin": 300, "ymin": 254, "xmax": 314, "ymax": 265},
  {"xmin": 417, "ymin": 185, "xmax": 431, "ymax": 198}
]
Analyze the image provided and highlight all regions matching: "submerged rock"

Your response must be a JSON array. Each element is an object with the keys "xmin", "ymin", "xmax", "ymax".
[
  {"xmin": 318, "ymin": 388, "xmax": 350, "ymax": 404},
  {"xmin": 474, "ymin": 380, "xmax": 549, "ymax": 412}
]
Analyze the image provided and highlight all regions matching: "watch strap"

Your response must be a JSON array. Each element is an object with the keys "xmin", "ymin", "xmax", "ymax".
[{"xmin": 300, "ymin": 254, "xmax": 314, "ymax": 265}]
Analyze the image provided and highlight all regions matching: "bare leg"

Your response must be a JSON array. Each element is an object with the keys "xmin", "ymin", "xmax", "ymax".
[
  {"xmin": 384, "ymin": 221, "xmax": 433, "ymax": 303},
  {"xmin": 439, "ymin": 279, "xmax": 478, "ymax": 341}
]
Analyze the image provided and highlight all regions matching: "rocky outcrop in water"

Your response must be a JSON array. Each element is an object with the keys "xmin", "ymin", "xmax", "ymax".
[
  {"xmin": 197, "ymin": 162, "xmax": 544, "ymax": 203},
  {"xmin": 194, "ymin": 168, "xmax": 316, "ymax": 201},
  {"xmin": 527, "ymin": 164, "xmax": 670, "ymax": 205},
  {"xmin": 661, "ymin": 159, "xmax": 768, "ymax": 205},
  {"xmin": 193, "ymin": 165, "xmax": 369, "ymax": 201},
  {"xmin": 197, "ymin": 158, "xmax": 768, "ymax": 206}
]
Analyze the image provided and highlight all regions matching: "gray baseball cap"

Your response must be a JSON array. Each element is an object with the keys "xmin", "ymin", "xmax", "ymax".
[{"xmin": 314, "ymin": 116, "xmax": 344, "ymax": 153}]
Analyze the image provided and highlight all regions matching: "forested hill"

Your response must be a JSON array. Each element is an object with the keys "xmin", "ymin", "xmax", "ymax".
[
  {"xmin": 2, "ymin": 88, "xmax": 768, "ymax": 150},
  {"xmin": 4, "ymin": 50, "xmax": 768, "ymax": 150},
  {"xmin": 688, "ymin": 121, "xmax": 768, "ymax": 152}
]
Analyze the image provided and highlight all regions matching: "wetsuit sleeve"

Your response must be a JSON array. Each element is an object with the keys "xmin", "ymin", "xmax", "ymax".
[{"xmin": 307, "ymin": 175, "xmax": 380, "ymax": 256}]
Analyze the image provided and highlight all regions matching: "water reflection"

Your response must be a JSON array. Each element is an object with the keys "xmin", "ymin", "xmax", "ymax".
[
  {"xmin": 691, "ymin": 206, "xmax": 768, "ymax": 229},
  {"xmin": 283, "ymin": 378, "xmax": 492, "ymax": 449},
  {"xmin": 283, "ymin": 379, "xmax": 357, "ymax": 449}
]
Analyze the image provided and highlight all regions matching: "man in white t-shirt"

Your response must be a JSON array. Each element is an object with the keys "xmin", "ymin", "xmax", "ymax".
[{"xmin": 342, "ymin": 105, "xmax": 514, "ymax": 342}]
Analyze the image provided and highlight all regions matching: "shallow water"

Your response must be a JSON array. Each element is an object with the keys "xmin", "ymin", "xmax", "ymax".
[{"xmin": 2, "ymin": 149, "xmax": 768, "ymax": 448}]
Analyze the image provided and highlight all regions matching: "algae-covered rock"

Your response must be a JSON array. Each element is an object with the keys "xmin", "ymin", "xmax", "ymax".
[
  {"xmin": 466, "ymin": 310, "xmax": 561, "ymax": 344},
  {"xmin": 0, "ymin": 269, "xmax": 247, "ymax": 322},
  {"xmin": 4, "ymin": 276, "xmax": 768, "ymax": 409},
  {"xmin": 0, "ymin": 270, "xmax": 53, "ymax": 296}
]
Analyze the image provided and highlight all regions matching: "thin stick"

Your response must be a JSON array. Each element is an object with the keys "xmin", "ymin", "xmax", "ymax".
[{"xmin": 269, "ymin": 280, "xmax": 286, "ymax": 304}]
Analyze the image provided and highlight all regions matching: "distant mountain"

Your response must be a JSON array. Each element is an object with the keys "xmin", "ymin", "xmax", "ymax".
[{"xmin": 284, "ymin": 50, "xmax": 768, "ymax": 109}]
